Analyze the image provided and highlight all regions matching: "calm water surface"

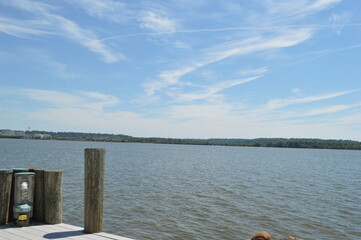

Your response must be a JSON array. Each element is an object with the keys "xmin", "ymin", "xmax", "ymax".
[{"xmin": 0, "ymin": 138, "xmax": 360, "ymax": 239}]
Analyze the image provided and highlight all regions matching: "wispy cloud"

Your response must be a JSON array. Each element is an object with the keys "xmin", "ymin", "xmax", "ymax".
[
  {"xmin": 7, "ymin": 86, "xmax": 361, "ymax": 140},
  {"xmin": 168, "ymin": 103, "xmax": 234, "ymax": 121},
  {"xmin": 0, "ymin": 16, "xmax": 52, "ymax": 38},
  {"xmin": 291, "ymin": 88, "xmax": 303, "ymax": 95},
  {"xmin": 265, "ymin": 0, "xmax": 342, "ymax": 21},
  {"xmin": 144, "ymin": 66, "xmax": 196, "ymax": 96},
  {"xmin": 69, "ymin": 0, "xmax": 131, "ymax": 23},
  {"xmin": 144, "ymin": 28, "xmax": 312, "ymax": 96},
  {"xmin": 44, "ymin": 59, "xmax": 81, "ymax": 79},
  {"xmin": 172, "ymin": 76, "xmax": 262, "ymax": 103},
  {"xmin": 54, "ymin": 16, "xmax": 123, "ymax": 63},
  {"xmin": 20, "ymin": 89, "xmax": 120, "ymax": 110},
  {"xmin": 17, "ymin": 88, "xmax": 165, "ymax": 136},
  {"xmin": 20, "ymin": 89, "xmax": 85, "ymax": 107},
  {"xmin": 311, "ymin": 43, "xmax": 361, "ymax": 55},
  {"xmin": 1, "ymin": 0, "xmax": 122, "ymax": 63},
  {"xmin": 336, "ymin": 112, "xmax": 361, "ymax": 126},
  {"xmin": 78, "ymin": 91, "xmax": 120, "ymax": 109},
  {"xmin": 266, "ymin": 89, "xmax": 360, "ymax": 110},
  {"xmin": 238, "ymin": 67, "xmax": 268, "ymax": 77},
  {"xmin": 95, "ymin": 22, "xmax": 361, "ymax": 44},
  {"xmin": 305, "ymin": 0, "xmax": 341, "ymax": 12},
  {"xmin": 140, "ymin": 11, "xmax": 178, "ymax": 33},
  {"xmin": 329, "ymin": 11, "xmax": 352, "ymax": 25},
  {"xmin": 329, "ymin": 12, "xmax": 352, "ymax": 34},
  {"xmin": 19, "ymin": 48, "xmax": 82, "ymax": 79},
  {"xmin": 202, "ymin": 28, "xmax": 312, "ymax": 62},
  {"xmin": 5, "ymin": 0, "xmax": 56, "ymax": 13},
  {"xmin": 290, "ymin": 102, "xmax": 361, "ymax": 118}
]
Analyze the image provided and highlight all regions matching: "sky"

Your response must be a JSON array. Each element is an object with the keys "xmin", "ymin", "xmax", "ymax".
[{"xmin": 0, "ymin": 0, "xmax": 361, "ymax": 140}]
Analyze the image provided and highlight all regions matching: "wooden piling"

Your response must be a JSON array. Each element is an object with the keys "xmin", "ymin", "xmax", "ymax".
[
  {"xmin": 0, "ymin": 169, "xmax": 13, "ymax": 225},
  {"xmin": 29, "ymin": 168, "xmax": 45, "ymax": 222},
  {"xmin": 44, "ymin": 170, "xmax": 62, "ymax": 224},
  {"xmin": 84, "ymin": 148, "xmax": 105, "ymax": 233}
]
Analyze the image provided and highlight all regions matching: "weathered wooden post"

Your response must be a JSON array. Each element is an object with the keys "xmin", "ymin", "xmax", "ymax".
[
  {"xmin": 44, "ymin": 170, "xmax": 62, "ymax": 224},
  {"xmin": 84, "ymin": 148, "xmax": 105, "ymax": 233},
  {"xmin": 30, "ymin": 168, "xmax": 45, "ymax": 222},
  {"xmin": 0, "ymin": 169, "xmax": 13, "ymax": 225}
]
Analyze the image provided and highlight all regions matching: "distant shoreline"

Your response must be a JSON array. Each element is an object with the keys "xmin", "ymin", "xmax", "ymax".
[{"xmin": 1, "ymin": 129, "xmax": 361, "ymax": 150}]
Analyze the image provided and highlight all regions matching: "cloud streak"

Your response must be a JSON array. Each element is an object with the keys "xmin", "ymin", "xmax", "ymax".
[
  {"xmin": 266, "ymin": 89, "xmax": 360, "ymax": 110},
  {"xmin": 95, "ymin": 22, "xmax": 361, "ymax": 43},
  {"xmin": 0, "ymin": 16, "xmax": 52, "ymax": 38},
  {"xmin": 69, "ymin": 0, "xmax": 131, "ymax": 23},
  {"xmin": 144, "ymin": 28, "xmax": 312, "ymax": 97},
  {"xmin": 291, "ymin": 102, "xmax": 361, "ymax": 118},
  {"xmin": 1, "ymin": 0, "xmax": 122, "ymax": 63},
  {"xmin": 140, "ymin": 11, "xmax": 178, "ymax": 33},
  {"xmin": 54, "ymin": 15, "xmax": 123, "ymax": 63},
  {"xmin": 20, "ymin": 89, "xmax": 120, "ymax": 110},
  {"xmin": 172, "ymin": 76, "xmax": 262, "ymax": 103},
  {"xmin": 265, "ymin": 0, "xmax": 342, "ymax": 21}
]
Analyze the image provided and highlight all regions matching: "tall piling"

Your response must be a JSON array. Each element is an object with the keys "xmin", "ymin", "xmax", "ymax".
[
  {"xmin": 30, "ymin": 168, "xmax": 45, "ymax": 222},
  {"xmin": 0, "ymin": 169, "xmax": 13, "ymax": 225},
  {"xmin": 84, "ymin": 148, "xmax": 105, "ymax": 233},
  {"xmin": 44, "ymin": 170, "xmax": 62, "ymax": 224}
]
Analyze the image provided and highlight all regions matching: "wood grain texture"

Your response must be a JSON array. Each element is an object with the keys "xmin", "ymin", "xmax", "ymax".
[
  {"xmin": 84, "ymin": 148, "xmax": 105, "ymax": 233},
  {"xmin": 0, "ymin": 171, "xmax": 12, "ymax": 225},
  {"xmin": 44, "ymin": 170, "xmax": 62, "ymax": 224},
  {"xmin": 31, "ymin": 169, "xmax": 45, "ymax": 223}
]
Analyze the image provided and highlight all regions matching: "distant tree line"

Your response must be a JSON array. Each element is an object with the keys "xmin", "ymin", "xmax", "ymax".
[
  {"xmin": 27, "ymin": 130, "xmax": 131, "ymax": 141},
  {"xmin": 2, "ymin": 130, "xmax": 361, "ymax": 150},
  {"xmin": 205, "ymin": 138, "xmax": 361, "ymax": 150}
]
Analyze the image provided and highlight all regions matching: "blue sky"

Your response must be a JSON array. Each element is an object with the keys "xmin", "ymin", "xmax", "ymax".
[{"xmin": 1, "ymin": 0, "xmax": 361, "ymax": 140}]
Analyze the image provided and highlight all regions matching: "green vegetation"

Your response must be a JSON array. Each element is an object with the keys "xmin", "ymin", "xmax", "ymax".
[{"xmin": 1, "ymin": 129, "xmax": 361, "ymax": 150}]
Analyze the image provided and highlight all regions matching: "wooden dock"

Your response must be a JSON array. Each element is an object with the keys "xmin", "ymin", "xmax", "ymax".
[
  {"xmin": 1, "ymin": 149, "xmax": 135, "ymax": 240},
  {"xmin": 0, "ymin": 222, "xmax": 133, "ymax": 240}
]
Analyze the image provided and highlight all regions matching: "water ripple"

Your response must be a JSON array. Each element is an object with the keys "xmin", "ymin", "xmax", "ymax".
[{"xmin": 1, "ymin": 139, "xmax": 360, "ymax": 239}]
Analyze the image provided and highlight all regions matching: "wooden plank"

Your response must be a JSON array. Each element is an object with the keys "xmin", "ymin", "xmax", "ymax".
[
  {"xmin": 14, "ymin": 223, "xmax": 78, "ymax": 238},
  {"xmin": 84, "ymin": 148, "xmax": 105, "ymax": 233},
  {"xmin": 0, "ymin": 227, "xmax": 37, "ymax": 240},
  {"xmin": 56, "ymin": 223, "xmax": 83, "ymax": 230},
  {"xmin": 40, "ymin": 229, "xmax": 94, "ymax": 240},
  {"xmin": 53, "ymin": 223, "xmax": 110, "ymax": 240},
  {"xmin": 48, "ymin": 223, "xmax": 128, "ymax": 240},
  {"xmin": 29, "ymin": 223, "xmax": 80, "ymax": 234},
  {"xmin": 38, "ymin": 223, "xmax": 97, "ymax": 240},
  {"xmin": 44, "ymin": 170, "xmax": 62, "ymax": 224},
  {"xmin": 0, "ymin": 222, "xmax": 135, "ymax": 240},
  {"xmin": 94, "ymin": 232, "xmax": 135, "ymax": 240},
  {"xmin": 11, "ymin": 225, "xmax": 49, "ymax": 238},
  {"xmin": 0, "ymin": 230, "xmax": 19, "ymax": 240}
]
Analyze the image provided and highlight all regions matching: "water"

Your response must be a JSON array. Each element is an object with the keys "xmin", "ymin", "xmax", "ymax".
[{"xmin": 0, "ymin": 138, "xmax": 360, "ymax": 239}]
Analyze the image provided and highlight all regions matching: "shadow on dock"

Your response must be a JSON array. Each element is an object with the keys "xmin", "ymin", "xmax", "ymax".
[{"xmin": 43, "ymin": 230, "xmax": 86, "ymax": 239}]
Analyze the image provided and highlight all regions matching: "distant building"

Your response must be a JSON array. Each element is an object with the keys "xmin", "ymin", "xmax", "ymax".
[
  {"xmin": 0, "ymin": 129, "xmax": 14, "ymax": 135},
  {"xmin": 15, "ymin": 131, "xmax": 25, "ymax": 137},
  {"xmin": 0, "ymin": 129, "xmax": 25, "ymax": 137},
  {"xmin": 33, "ymin": 134, "xmax": 52, "ymax": 140}
]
